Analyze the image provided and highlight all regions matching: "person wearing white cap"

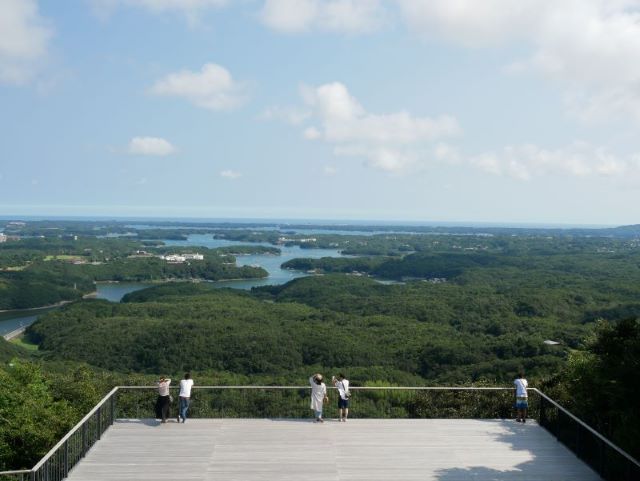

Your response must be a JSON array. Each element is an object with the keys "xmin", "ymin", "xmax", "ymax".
[{"xmin": 309, "ymin": 373, "xmax": 328, "ymax": 423}]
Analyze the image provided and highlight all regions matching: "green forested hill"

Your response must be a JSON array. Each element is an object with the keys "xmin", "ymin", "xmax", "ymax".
[{"xmin": 27, "ymin": 276, "xmax": 589, "ymax": 382}]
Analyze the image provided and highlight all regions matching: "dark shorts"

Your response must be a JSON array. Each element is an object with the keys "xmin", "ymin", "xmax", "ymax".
[
  {"xmin": 515, "ymin": 398, "xmax": 528, "ymax": 409},
  {"xmin": 338, "ymin": 398, "xmax": 350, "ymax": 409}
]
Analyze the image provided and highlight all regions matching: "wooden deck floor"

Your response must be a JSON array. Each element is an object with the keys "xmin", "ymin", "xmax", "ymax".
[{"xmin": 65, "ymin": 418, "xmax": 602, "ymax": 481}]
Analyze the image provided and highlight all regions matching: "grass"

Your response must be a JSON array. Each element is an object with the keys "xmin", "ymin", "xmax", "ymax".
[
  {"xmin": 2, "ymin": 264, "xmax": 29, "ymax": 272},
  {"xmin": 10, "ymin": 335, "xmax": 39, "ymax": 352}
]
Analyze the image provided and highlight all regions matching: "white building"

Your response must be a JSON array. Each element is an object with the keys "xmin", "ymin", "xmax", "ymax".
[{"xmin": 160, "ymin": 253, "xmax": 204, "ymax": 263}]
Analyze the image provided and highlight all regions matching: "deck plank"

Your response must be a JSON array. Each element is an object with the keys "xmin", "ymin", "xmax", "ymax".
[{"xmin": 64, "ymin": 419, "xmax": 602, "ymax": 481}]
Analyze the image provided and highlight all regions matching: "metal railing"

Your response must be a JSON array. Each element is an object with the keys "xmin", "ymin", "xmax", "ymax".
[
  {"xmin": 0, "ymin": 387, "xmax": 118, "ymax": 481},
  {"xmin": 0, "ymin": 386, "xmax": 638, "ymax": 481},
  {"xmin": 535, "ymin": 389, "xmax": 640, "ymax": 481},
  {"xmin": 0, "ymin": 471, "xmax": 30, "ymax": 481}
]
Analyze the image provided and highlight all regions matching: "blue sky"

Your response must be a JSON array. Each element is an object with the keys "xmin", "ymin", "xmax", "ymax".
[{"xmin": 1, "ymin": 0, "xmax": 639, "ymax": 225}]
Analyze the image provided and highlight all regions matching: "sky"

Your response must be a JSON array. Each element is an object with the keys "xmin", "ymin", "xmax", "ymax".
[{"xmin": 1, "ymin": 0, "xmax": 640, "ymax": 226}]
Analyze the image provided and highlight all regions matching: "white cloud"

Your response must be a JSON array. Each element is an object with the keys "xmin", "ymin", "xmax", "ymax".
[
  {"xmin": 397, "ymin": 0, "xmax": 640, "ymax": 123},
  {"xmin": 303, "ymin": 127, "xmax": 321, "ymax": 139},
  {"xmin": 434, "ymin": 143, "xmax": 461, "ymax": 164},
  {"xmin": 127, "ymin": 137, "xmax": 176, "ymax": 156},
  {"xmin": 0, "ymin": 0, "xmax": 53, "ymax": 85},
  {"xmin": 397, "ymin": 0, "xmax": 545, "ymax": 47},
  {"xmin": 290, "ymin": 82, "xmax": 459, "ymax": 172},
  {"xmin": 260, "ymin": 0, "xmax": 386, "ymax": 34},
  {"xmin": 149, "ymin": 63, "xmax": 247, "ymax": 111},
  {"xmin": 470, "ymin": 142, "xmax": 637, "ymax": 180},
  {"xmin": 220, "ymin": 169, "xmax": 242, "ymax": 179},
  {"xmin": 303, "ymin": 83, "xmax": 460, "ymax": 144}
]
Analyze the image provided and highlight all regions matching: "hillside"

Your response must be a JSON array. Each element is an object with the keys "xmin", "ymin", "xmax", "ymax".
[{"xmin": 28, "ymin": 275, "xmax": 591, "ymax": 383}]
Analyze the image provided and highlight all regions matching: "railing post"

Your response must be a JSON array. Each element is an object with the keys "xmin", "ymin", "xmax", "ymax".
[
  {"xmin": 110, "ymin": 391, "xmax": 115, "ymax": 426},
  {"xmin": 97, "ymin": 406, "xmax": 102, "ymax": 440},
  {"xmin": 598, "ymin": 438, "xmax": 604, "ymax": 478},
  {"xmin": 539, "ymin": 395, "xmax": 546, "ymax": 427},
  {"xmin": 576, "ymin": 420, "xmax": 581, "ymax": 458},
  {"xmin": 82, "ymin": 422, "xmax": 88, "ymax": 456},
  {"xmin": 63, "ymin": 440, "xmax": 69, "ymax": 478}
]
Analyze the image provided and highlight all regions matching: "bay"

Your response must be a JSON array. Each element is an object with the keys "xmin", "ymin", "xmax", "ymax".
[{"xmin": 1, "ymin": 234, "xmax": 344, "ymax": 334}]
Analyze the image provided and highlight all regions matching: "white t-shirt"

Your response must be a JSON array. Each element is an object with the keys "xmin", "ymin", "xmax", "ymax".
[
  {"xmin": 179, "ymin": 379, "xmax": 194, "ymax": 397},
  {"xmin": 334, "ymin": 379, "xmax": 350, "ymax": 400},
  {"xmin": 514, "ymin": 378, "xmax": 528, "ymax": 398}
]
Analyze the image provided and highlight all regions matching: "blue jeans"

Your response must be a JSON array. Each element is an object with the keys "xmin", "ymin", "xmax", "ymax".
[{"xmin": 179, "ymin": 397, "xmax": 190, "ymax": 420}]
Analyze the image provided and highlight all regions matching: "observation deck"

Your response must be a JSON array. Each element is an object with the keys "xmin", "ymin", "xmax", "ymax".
[
  {"xmin": 67, "ymin": 418, "xmax": 599, "ymax": 481},
  {"xmin": 2, "ymin": 386, "xmax": 638, "ymax": 481}
]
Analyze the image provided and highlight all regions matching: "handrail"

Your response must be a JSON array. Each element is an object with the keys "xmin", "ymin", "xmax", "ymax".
[
  {"xmin": 119, "ymin": 385, "xmax": 514, "ymax": 390},
  {"xmin": 31, "ymin": 386, "xmax": 118, "ymax": 472},
  {"xmin": 531, "ymin": 388, "xmax": 640, "ymax": 469}
]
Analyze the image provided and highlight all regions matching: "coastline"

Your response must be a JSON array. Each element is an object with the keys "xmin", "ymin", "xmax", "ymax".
[
  {"xmin": 1, "ymin": 273, "xmax": 270, "ymax": 316},
  {"xmin": 0, "ymin": 300, "xmax": 73, "ymax": 314}
]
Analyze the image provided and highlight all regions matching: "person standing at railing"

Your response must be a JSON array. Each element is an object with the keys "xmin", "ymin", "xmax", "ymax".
[
  {"xmin": 514, "ymin": 372, "xmax": 528, "ymax": 423},
  {"xmin": 178, "ymin": 372, "xmax": 194, "ymax": 423},
  {"xmin": 332, "ymin": 374, "xmax": 350, "ymax": 422},
  {"xmin": 309, "ymin": 374, "xmax": 328, "ymax": 423},
  {"xmin": 156, "ymin": 376, "xmax": 171, "ymax": 423}
]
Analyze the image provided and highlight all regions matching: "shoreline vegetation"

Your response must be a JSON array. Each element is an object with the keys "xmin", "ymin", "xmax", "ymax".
[
  {"xmin": 0, "ymin": 300, "xmax": 73, "ymax": 314},
  {"xmin": 0, "ymin": 235, "xmax": 271, "ymax": 310}
]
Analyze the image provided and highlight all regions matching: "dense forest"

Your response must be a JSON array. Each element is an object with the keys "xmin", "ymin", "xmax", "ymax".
[{"xmin": 1, "ymin": 219, "xmax": 640, "ymax": 470}]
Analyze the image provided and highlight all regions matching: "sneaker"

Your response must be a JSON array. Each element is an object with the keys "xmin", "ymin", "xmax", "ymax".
[
  {"xmin": 318, "ymin": 418, "xmax": 324, "ymax": 423},
  {"xmin": 522, "ymin": 419, "xmax": 526, "ymax": 423}
]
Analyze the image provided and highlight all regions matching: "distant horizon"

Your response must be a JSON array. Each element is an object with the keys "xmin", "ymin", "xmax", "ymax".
[{"xmin": 0, "ymin": 213, "xmax": 621, "ymax": 230}]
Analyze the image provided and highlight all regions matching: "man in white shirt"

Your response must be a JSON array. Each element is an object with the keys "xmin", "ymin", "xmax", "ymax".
[
  {"xmin": 178, "ymin": 372, "xmax": 194, "ymax": 423},
  {"xmin": 514, "ymin": 372, "xmax": 528, "ymax": 423},
  {"xmin": 332, "ymin": 373, "xmax": 350, "ymax": 422}
]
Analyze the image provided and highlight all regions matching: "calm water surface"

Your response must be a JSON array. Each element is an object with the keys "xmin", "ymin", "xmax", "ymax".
[{"xmin": 0, "ymin": 307, "xmax": 58, "ymax": 336}]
